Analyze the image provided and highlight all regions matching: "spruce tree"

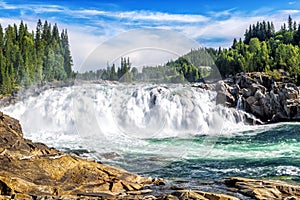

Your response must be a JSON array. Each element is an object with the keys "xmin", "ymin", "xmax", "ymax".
[{"xmin": 61, "ymin": 29, "xmax": 73, "ymax": 78}]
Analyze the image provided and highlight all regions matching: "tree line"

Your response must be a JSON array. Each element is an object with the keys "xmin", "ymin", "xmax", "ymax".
[
  {"xmin": 79, "ymin": 15, "xmax": 300, "ymax": 85},
  {"xmin": 78, "ymin": 56, "xmax": 207, "ymax": 83},
  {"xmin": 0, "ymin": 20, "xmax": 73, "ymax": 94},
  {"xmin": 215, "ymin": 15, "xmax": 300, "ymax": 84},
  {"xmin": 77, "ymin": 48, "xmax": 217, "ymax": 83}
]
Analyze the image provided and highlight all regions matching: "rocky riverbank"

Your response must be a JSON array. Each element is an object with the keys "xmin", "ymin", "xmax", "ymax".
[
  {"xmin": 0, "ymin": 112, "xmax": 236, "ymax": 199},
  {"xmin": 195, "ymin": 72, "xmax": 300, "ymax": 123},
  {"xmin": 0, "ymin": 112, "xmax": 300, "ymax": 199}
]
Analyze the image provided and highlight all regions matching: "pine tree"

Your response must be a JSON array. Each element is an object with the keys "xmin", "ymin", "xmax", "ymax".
[
  {"xmin": 288, "ymin": 15, "xmax": 293, "ymax": 31},
  {"xmin": 61, "ymin": 29, "xmax": 73, "ymax": 78},
  {"xmin": 35, "ymin": 19, "xmax": 43, "ymax": 83}
]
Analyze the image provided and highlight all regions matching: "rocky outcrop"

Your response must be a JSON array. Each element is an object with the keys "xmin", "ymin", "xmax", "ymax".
[
  {"xmin": 225, "ymin": 177, "xmax": 300, "ymax": 199},
  {"xmin": 0, "ymin": 112, "xmax": 244, "ymax": 200},
  {"xmin": 0, "ymin": 112, "xmax": 163, "ymax": 199},
  {"xmin": 159, "ymin": 190, "xmax": 239, "ymax": 200},
  {"xmin": 215, "ymin": 72, "xmax": 300, "ymax": 123}
]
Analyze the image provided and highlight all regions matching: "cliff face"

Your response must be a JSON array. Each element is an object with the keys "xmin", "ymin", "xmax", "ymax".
[{"xmin": 214, "ymin": 72, "xmax": 300, "ymax": 123}]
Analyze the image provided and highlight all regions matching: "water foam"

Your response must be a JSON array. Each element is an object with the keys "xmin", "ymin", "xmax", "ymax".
[{"xmin": 2, "ymin": 83, "xmax": 255, "ymax": 158}]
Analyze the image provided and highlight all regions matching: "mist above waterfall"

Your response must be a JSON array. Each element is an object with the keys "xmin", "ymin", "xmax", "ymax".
[{"xmin": 2, "ymin": 83, "xmax": 255, "ymax": 161}]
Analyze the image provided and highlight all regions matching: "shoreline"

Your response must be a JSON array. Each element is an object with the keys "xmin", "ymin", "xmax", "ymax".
[{"xmin": 0, "ymin": 113, "xmax": 299, "ymax": 199}]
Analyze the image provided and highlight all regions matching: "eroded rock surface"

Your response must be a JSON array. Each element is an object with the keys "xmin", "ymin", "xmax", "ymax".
[
  {"xmin": 214, "ymin": 72, "xmax": 300, "ymax": 123},
  {"xmin": 225, "ymin": 177, "xmax": 300, "ymax": 200},
  {"xmin": 0, "ymin": 112, "xmax": 161, "ymax": 199}
]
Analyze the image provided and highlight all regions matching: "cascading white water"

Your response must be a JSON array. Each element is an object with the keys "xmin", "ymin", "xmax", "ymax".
[
  {"xmin": 236, "ymin": 95, "xmax": 243, "ymax": 110},
  {"xmin": 2, "ymin": 83, "xmax": 254, "ymax": 161}
]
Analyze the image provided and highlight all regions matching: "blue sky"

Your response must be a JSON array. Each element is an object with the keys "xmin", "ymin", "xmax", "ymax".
[{"xmin": 0, "ymin": 0, "xmax": 299, "ymax": 69}]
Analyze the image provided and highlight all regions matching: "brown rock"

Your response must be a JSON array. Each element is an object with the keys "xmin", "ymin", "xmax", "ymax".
[
  {"xmin": 0, "ymin": 113, "xmax": 159, "ymax": 198},
  {"xmin": 170, "ymin": 190, "xmax": 239, "ymax": 200},
  {"xmin": 246, "ymin": 96, "xmax": 256, "ymax": 105},
  {"xmin": 216, "ymin": 91, "xmax": 236, "ymax": 107},
  {"xmin": 225, "ymin": 177, "xmax": 300, "ymax": 199}
]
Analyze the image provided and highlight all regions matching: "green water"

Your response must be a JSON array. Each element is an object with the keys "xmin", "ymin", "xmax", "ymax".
[{"xmin": 111, "ymin": 123, "xmax": 300, "ymax": 187}]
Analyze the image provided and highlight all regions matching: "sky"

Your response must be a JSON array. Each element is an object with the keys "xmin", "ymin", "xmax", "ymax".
[{"xmin": 0, "ymin": 0, "xmax": 300, "ymax": 71}]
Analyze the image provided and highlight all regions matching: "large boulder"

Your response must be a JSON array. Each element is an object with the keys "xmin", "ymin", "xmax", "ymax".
[{"xmin": 215, "ymin": 81, "xmax": 237, "ymax": 107}]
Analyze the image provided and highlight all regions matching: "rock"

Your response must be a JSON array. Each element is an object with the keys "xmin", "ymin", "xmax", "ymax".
[
  {"xmin": 217, "ymin": 72, "xmax": 300, "ymax": 123},
  {"xmin": 216, "ymin": 91, "xmax": 235, "ymax": 107},
  {"xmin": 250, "ymin": 83, "xmax": 266, "ymax": 96},
  {"xmin": 191, "ymin": 83, "xmax": 214, "ymax": 90},
  {"xmin": 241, "ymin": 88, "xmax": 252, "ymax": 98},
  {"xmin": 0, "ymin": 113, "xmax": 243, "ymax": 200},
  {"xmin": 246, "ymin": 96, "xmax": 256, "ymax": 106},
  {"xmin": 0, "ymin": 113, "xmax": 159, "ymax": 199},
  {"xmin": 215, "ymin": 81, "xmax": 237, "ymax": 107},
  {"xmin": 215, "ymin": 81, "xmax": 228, "ymax": 92},
  {"xmin": 168, "ymin": 190, "xmax": 239, "ymax": 200},
  {"xmin": 254, "ymin": 89, "xmax": 265, "ymax": 100},
  {"xmin": 101, "ymin": 152, "xmax": 121, "ymax": 159},
  {"xmin": 225, "ymin": 177, "xmax": 300, "ymax": 200}
]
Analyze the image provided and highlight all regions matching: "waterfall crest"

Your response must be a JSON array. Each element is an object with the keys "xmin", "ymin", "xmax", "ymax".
[{"xmin": 2, "ymin": 83, "xmax": 257, "ymax": 157}]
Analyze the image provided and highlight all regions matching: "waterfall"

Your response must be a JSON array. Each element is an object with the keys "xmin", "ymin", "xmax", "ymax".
[
  {"xmin": 1, "ymin": 83, "xmax": 256, "ymax": 160},
  {"xmin": 236, "ymin": 95, "xmax": 243, "ymax": 110}
]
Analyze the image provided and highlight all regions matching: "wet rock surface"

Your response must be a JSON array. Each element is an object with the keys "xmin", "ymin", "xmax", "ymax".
[
  {"xmin": 225, "ymin": 177, "xmax": 300, "ymax": 200},
  {"xmin": 213, "ymin": 72, "xmax": 300, "ymax": 123},
  {"xmin": 0, "ymin": 112, "xmax": 163, "ymax": 199}
]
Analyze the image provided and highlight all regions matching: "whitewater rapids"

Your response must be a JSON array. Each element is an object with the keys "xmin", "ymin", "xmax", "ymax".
[{"xmin": 2, "ymin": 82, "xmax": 255, "ymax": 162}]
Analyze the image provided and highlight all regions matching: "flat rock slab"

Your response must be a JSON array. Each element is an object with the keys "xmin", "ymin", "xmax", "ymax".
[
  {"xmin": 225, "ymin": 177, "xmax": 300, "ymax": 199},
  {"xmin": 0, "ymin": 112, "xmax": 159, "ymax": 198}
]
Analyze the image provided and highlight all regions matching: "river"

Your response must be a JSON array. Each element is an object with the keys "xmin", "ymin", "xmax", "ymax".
[{"xmin": 2, "ymin": 82, "xmax": 300, "ymax": 195}]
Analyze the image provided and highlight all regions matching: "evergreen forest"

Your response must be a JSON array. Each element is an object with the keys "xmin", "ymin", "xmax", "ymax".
[
  {"xmin": 2, "ymin": 15, "xmax": 300, "ymax": 92},
  {"xmin": 0, "ymin": 19, "xmax": 73, "ymax": 94}
]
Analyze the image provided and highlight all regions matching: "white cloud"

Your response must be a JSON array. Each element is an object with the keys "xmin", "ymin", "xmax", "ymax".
[
  {"xmin": 0, "ymin": 1, "xmax": 17, "ymax": 9},
  {"xmin": 34, "ymin": 5, "xmax": 65, "ymax": 14},
  {"xmin": 279, "ymin": 9, "xmax": 300, "ymax": 15},
  {"xmin": 72, "ymin": 9, "xmax": 209, "ymax": 23},
  {"xmin": 118, "ymin": 11, "xmax": 209, "ymax": 23},
  {"xmin": 67, "ymin": 27, "xmax": 106, "ymax": 71}
]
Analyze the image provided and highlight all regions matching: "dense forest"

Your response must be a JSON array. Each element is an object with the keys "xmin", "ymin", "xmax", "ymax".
[
  {"xmin": 216, "ymin": 15, "xmax": 300, "ymax": 84},
  {"xmin": 0, "ymin": 20, "xmax": 73, "ymax": 94}
]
